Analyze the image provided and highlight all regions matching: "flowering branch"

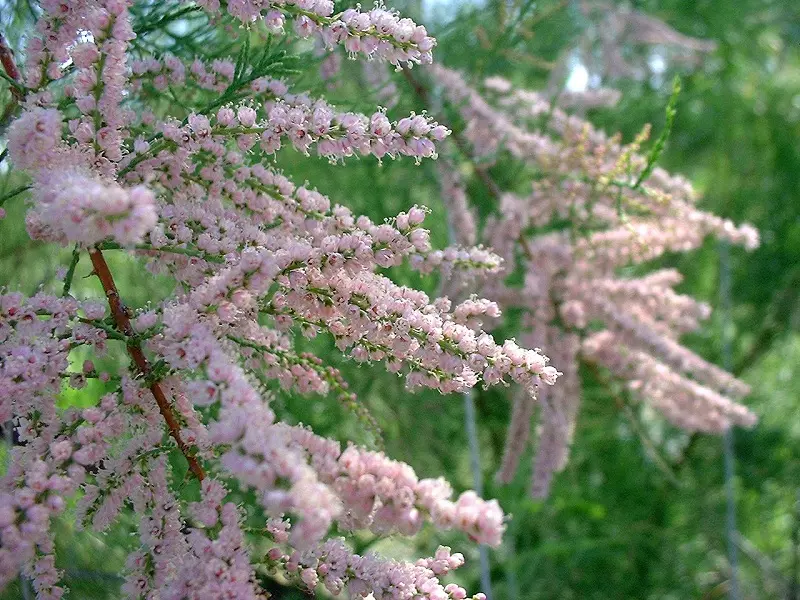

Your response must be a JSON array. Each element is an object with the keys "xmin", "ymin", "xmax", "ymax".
[
  {"xmin": 0, "ymin": 0, "xmax": 521, "ymax": 595},
  {"xmin": 87, "ymin": 247, "xmax": 206, "ymax": 481},
  {"xmin": 403, "ymin": 64, "xmax": 756, "ymax": 497},
  {"xmin": 97, "ymin": 240, "xmax": 227, "ymax": 264}
]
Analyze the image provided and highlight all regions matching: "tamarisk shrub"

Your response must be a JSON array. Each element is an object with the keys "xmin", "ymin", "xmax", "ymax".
[
  {"xmin": 0, "ymin": 1, "xmax": 563, "ymax": 599},
  {"xmin": 420, "ymin": 65, "xmax": 758, "ymax": 497}
]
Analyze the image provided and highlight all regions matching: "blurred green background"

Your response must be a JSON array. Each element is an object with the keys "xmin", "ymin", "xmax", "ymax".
[{"xmin": 1, "ymin": 0, "xmax": 799, "ymax": 598}]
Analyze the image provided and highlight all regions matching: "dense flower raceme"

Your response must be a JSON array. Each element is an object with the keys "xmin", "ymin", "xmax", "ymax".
[
  {"xmin": 195, "ymin": 0, "xmax": 437, "ymax": 66},
  {"xmin": 426, "ymin": 65, "xmax": 757, "ymax": 497},
  {"xmin": 24, "ymin": 169, "xmax": 158, "ymax": 246},
  {"xmin": 0, "ymin": 2, "xmax": 557, "ymax": 599},
  {"xmin": 264, "ymin": 526, "xmax": 485, "ymax": 600}
]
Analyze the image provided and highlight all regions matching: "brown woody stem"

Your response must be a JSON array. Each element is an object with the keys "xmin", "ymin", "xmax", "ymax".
[
  {"xmin": 0, "ymin": 33, "xmax": 22, "ymax": 99},
  {"xmin": 0, "ymin": 32, "xmax": 23, "ymax": 132},
  {"xmin": 88, "ymin": 247, "xmax": 205, "ymax": 480}
]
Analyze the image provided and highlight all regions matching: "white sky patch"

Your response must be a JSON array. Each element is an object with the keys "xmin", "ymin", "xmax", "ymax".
[
  {"xmin": 565, "ymin": 63, "xmax": 589, "ymax": 92},
  {"xmin": 648, "ymin": 51, "xmax": 667, "ymax": 74}
]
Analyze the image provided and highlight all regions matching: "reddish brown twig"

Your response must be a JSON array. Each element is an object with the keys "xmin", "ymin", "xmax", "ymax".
[
  {"xmin": 0, "ymin": 32, "xmax": 23, "ymax": 133},
  {"xmin": 88, "ymin": 247, "xmax": 206, "ymax": 480},
  {"xmin": 0, "ymin": 33, "xmax": 21, "ymax": 97}
]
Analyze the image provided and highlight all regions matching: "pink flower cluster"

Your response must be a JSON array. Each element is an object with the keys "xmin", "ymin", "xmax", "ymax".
[
  {"xmin": 63, "ymin": 1, "xmax": 134, "ymax": 167},
  {"xmin": 583, "ymin": 332, "xmax": 755, "ymax": 432},
  {"xmin": 426, "ymin": 65, "xmax": 758, "ymax": 496},
  {"xmin": 121, "ymin": 457, "xmax": 187, "ymax": 596},
  {"xmin": 287, "ymin": 425, "xmax": 506, "ymax": 545},
  {"xmin": 6, "ymin": 108, "xmax": 63, "ymax": 171},
  {"xmin": 0, "ymin": 459, "xmax": 66, "ymax": 600},
  {"xmin": 259, "ymin": 101, "xmax": 448, "ymax": 161},
  {"xmin": 26, "ymin": 170, "xmax": 157, "ymax": 246},
  {"xmin": 140, "ymin": 89, "xmax": 449, "ymax": 164},
  {"xmin": 197, "ymin": 1, "xmax": 436, "ymax": 66},
  {"xmin": 0, "ymin": 331, "xmax": 127, "ymax": 598},
  {"xmin": 266, "ymin": 267, "xmax": 558, "ymax": 393},
  {"xmin": 0, "ymin": 292, "xmax": 111, "ymax": 423},
  {"xmin": 529, "ymin": 330, "xmax": 582, "ymax": 498},
  {"xmin": 266, "ymin": 530, "xmax": 487, "ymax": 600},
  {"xmin": 410, "ymin": 244, "xmax": 502, "ymax": 277},
  {"xmin": 162, "ymin": 479, "xmax": 265, "ymax": 600}
]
